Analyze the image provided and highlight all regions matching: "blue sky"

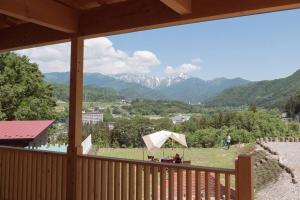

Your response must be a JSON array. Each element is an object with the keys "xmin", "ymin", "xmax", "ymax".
[
  {"xmin": 108, "ymin": 9, "xmax": 300, "ymax": 81},
  {"xmin": 18, "ymin": 9, "xmax": 300, "ymax": 81}
]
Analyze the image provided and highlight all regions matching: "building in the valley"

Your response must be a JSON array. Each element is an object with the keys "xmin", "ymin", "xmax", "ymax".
[
  {"xmin": 82, "ymin": 111, "xmax": 103, "ymax": 124},
  {"xmin": 0, "ymin": 120, "xmax": 54, "ymax": 147},
  {"xmin": 171, "ymin": 115, "xmax": 190, "ymax": 124}
]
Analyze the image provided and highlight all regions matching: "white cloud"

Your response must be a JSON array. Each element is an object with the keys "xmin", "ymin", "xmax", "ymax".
[
  {"xmin": 17, "ymin": 43, "xmax": 70, "ymax": 72},
  {"xmin": 164, "ymin": 63, "xmax": 201, "ymax": 75},
  {"xmin": 16, "ymin": 37, "xmax": 160, "ymax": 74}
]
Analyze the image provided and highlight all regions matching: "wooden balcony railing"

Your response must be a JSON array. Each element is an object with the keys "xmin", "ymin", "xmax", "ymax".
[
  {"xmin": 0, "ymin": 146, "xmax": 67, "ymax": 200},
  {"xmin": 0, "ymin": 146, "xmax": 253, "ymax": 200}
]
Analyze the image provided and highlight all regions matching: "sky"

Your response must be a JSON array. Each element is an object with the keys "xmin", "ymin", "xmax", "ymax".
[{"xmin": 16, "ymin": 9, "xmax": 300, "ymax": 81}]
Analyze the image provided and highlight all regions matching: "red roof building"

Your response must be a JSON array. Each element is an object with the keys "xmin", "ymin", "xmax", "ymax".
[{"xmin": 0, "ymin": 120, "xmax": 54, "ymax": 147}]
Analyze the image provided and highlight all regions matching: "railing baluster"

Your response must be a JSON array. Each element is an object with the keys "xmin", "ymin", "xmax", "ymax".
[
  {"xmin": 160, "ymin": 167, "xmax": 167, "ymax": 200},
  {"xmin": 169, "ymin": 168, "xmax": 175, "ymax": 200},
  {"xmin": 215, "ymin": 172, "xmax": 221, "ymax": 200},
  {"xmin": 129, "ymin": 163, "xmax": 135, "ymax": 200},
  {"xmin": 28, "ymin": 152, "xmax": 33, "ymax": 199},
  {"xmin": 121, "ymin": 162, "xmax": 128, "ymax": 200},
  {"xmin": 144, "ymin": 165, "xmax": 150, "ymax": 200},
  {"xmin": 57, "ymin": 155, "xmax": 63, "ymax": 200},
  {"xmin": 9, "ymin": 150, "xmax": 15, "ymax": 199},
  {"xmin": 47, "ymin": 153, "xmax": 53, "ymax": 200},
  {"xmin": 195, "ymin": 171, "xmax": 201, "ymax": 200},
  {"xmin": 88, "ymin": 159, "xmax": 95, "ymax": 200},
  {"xmin": 51, "ymin": 155, "xmax": 57, "ymax": 200},
  {"xmin": 102, "ymin": 160, "xmax": 108, "ymax": 200},
  {"xmin": 31, "ymin": 151, "xmax": 37, "ymax": 200},
  {"xmin": 4, "ymin": 149, "xmax": 9, "ymax": 200},
  {"xmin": 0, "ymin": 149, "xmax": 3, "ymax": 199},
  {"xmin": 36, "ymin": 153, "xmax": 42, "ymax": 200},
  {"xmin": 186, "ymin": 169, "xmax": 192, "ymax": 200},
  {"xmin": 177, "ymin": 169, "xmax": 183, "ymax": 200},
  {"xmin": 205, "ymin": 172, "xmax": 209, "ymax": 200},
  {"xmin": 225, "ymin": 174, "xmax": 231, "ymax": 200},
  {"xmin": 114, "ymin": 162, "xmax": 121, "ymax": 200},
  {"xmin": 41, "ymin": 153, "xmax": 47, "ymax": 200},
  {"xmin": 22, "ymin": 151, "xmax": 28, "ymax": 200},
  {"xmin": 152, "ymin": 166, "xmax": 158, "ymax": 200},
  {"xmin": 82, "ymin": 158, "xmax": 89, "ymax": 200},
  {"xmin": 95, "ymin": 160, "xmax": 102, "ymax": 200},
  {"xmin": 136, "ymin": 164, "xmax": 143, "ymax": 200},
  {"xmin": 108, "ymin": 161, "xmax": 114, "ymax": 200},
  {"xmin": 62, "ymin": 155, "xmax": 67, "ymax": 200}
]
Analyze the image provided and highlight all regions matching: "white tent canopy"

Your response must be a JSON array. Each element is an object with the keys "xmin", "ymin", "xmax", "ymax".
[{"xmin": 142, "ymin": 130, "xmax": 188, "ymax": 153}]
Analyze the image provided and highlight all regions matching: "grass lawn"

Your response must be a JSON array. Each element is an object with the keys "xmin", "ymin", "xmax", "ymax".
[{"xmin": 95, "ymin": 145, "xmax": 247, "ymax": 169}]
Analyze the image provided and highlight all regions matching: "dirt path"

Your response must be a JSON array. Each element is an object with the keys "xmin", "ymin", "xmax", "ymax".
[{"xmin": 256, "ymin": 142, "xmax": 300, "ymax": 200}]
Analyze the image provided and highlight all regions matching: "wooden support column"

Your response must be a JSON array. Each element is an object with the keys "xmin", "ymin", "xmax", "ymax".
[
  {"xmin": 66, "ymin": 36, "xmax": 84, "ymax": 200},
  {"xmin": 235, "ymin": 155, "xmax": 254, "ymax": 200}
]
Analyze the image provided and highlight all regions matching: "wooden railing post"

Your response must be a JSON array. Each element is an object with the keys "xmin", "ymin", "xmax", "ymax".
[
  {"xmin": 235, "ymin": 155, "xmax": 254, "ymax": 200},
  {"xmin": 67, "ymin": 36, "xmax": 84, "ymax": 200}
]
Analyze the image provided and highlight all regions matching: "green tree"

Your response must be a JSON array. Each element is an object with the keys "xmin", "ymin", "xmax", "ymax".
[
  {"xmin": 103, "ymin": 108, "xmax": 113, "ymax": 122},
  {"xmin": 248, "ymin": 103, "xmax": 257, "ymax": 113},
  {"xmin": 285, "ymin": 91, "xmax": 300, "ymax": 119},
  {"xmin": 0, "ymin": 103, "xmax": 5, "ymax": 120},
  {"xmin": 0, "ymin": 53, "xmax": 56, "ymax": 120}
]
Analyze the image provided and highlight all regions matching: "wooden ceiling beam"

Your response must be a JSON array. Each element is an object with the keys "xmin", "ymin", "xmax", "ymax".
[
  {"xmin": 160, "ymin": 0, "xmax": 191, "ymax": 15},
  {"xmin": 1, "ymin": 0, "xmax": 300, "ymax": 52},
  {"xmin": 0, "ymin": 0, "xmax": 78, "ymax": 33},
  {"xmin": 79, "ymin": 0, "xmax": 300, "ymax": 38},
  {"xmin": 0, "ymin": 24, "xmax": 70, "ymax": 52}
]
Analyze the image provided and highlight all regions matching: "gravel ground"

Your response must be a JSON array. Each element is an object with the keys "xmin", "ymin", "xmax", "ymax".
[
  {"xmin": 256, "ymin": 172, "xmax": 300, "ymax": 200},
  {"xmin": 256, "ymin": 142, "xmax": 300, "ymax": 200}
]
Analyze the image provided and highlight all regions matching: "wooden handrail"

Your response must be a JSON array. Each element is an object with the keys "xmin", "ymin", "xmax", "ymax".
[
  {"xmin": 78, "ymin": 154, "xmax": 236, "ymax": 174},
  {"xmin": 0, "ymin": 145, "xmax": 235, "ymax": 174}
]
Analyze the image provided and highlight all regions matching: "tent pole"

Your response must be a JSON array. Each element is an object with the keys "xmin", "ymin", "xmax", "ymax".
[{"xmin": 172, "ymin": 139, "xmax": 174, "ymax": 150}]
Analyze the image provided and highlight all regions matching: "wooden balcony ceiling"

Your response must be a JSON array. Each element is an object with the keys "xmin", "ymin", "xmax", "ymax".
[{"xmin": 0, "ymin": 0, "xmax": 300, "ymax": 52}]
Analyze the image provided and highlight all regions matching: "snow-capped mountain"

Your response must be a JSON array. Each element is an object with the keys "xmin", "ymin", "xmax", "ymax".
[{"xmin": 112, "ymin": 73, "xmax": 189, "ymax": 89}]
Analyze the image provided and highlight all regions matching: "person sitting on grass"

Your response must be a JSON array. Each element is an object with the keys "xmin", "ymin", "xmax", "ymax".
[{"xmin": 174, "ymin": 153, "xmax": 182, "ymax": 164}]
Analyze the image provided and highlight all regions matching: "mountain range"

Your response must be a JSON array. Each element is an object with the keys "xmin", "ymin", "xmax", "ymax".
[
  {"xmin": 44, "ymin": 69, "xmax": 300, "ymax": 107},
  {"xmin": 44, "ymin": 72, "xmax": 250, "ymax": 103}
]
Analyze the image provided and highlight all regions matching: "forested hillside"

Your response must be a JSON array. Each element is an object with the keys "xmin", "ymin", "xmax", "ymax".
[
  {"xmin": 209, "ymin": 69, "xmax": 300, "ymax": 108},
  {"xmin": 160, "ymin": 77, "xmax": 250, "ymax": 102},
  {"xmin": 52, "ymin": 84, "xmax": 121, "ymax": 102}
]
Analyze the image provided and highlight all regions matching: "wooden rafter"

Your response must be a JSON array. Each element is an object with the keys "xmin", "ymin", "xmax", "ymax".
[
  {"xmin": 160, "ymin": 0, "xmax": 191, "ymax": 15},
  {"xmin": 0, "ymin": 24, "xmax": 70, "ymax": 52},
  {"xmin": 0, "ymin": 0, "xmax": 78, "ymax": 33}
]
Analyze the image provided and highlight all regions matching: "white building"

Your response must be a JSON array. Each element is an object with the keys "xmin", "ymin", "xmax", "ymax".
[
  {"xmin": 82, "ymin": 111, "xmax": 103, "ymax": 124},
  {"xmin": 171, "ymin": 115, "xmax": 190, "ymax": 124}
]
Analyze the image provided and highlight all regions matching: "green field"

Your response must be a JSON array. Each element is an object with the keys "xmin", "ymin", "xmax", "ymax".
[{"xmin": 95, "ymin": 145, "xmax": 247, "ymax": 169}]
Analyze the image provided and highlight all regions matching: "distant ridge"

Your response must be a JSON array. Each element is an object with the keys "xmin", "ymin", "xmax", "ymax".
[{"xmin": 209, "ymin": 69, "xmax": 300, "ymax": 108}]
